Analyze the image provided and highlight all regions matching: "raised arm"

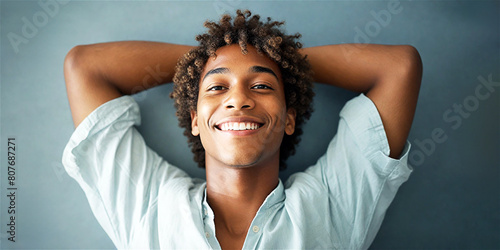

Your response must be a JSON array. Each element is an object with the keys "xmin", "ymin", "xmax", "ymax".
[
  {"xmin": 301, "ymin": 44, "xmax": 422, "ymax": 158},
  {"xmin": 64, "ymin": 41, "xmax": 194, "ymax": 127}
]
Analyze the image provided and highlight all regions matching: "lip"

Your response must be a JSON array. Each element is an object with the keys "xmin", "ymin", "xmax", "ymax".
[{"xmin": 214, "ymin": 116, "xmax": 264, "ymax": 135}]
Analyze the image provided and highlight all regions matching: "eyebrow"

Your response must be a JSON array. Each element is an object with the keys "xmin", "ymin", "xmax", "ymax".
[
  {"xmin": 202, "ymin": 67, "xmax": 229, "ymax": 81},
  {"xmin": 250, "ymin": 66, "xmax": 279, "ymax": 81},
  {"xmin": 202, "ymin": 66, "xmax": 279, "ymax": 81}
]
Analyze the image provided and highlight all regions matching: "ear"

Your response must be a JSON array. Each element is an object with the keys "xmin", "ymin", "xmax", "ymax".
[
  {"xmin": 285, "ymin": 108, "xmax": 296, "ymax": 136},
  {"xmin": 190, "ymin": 110, "xmax": 200, "ymax": 136}
]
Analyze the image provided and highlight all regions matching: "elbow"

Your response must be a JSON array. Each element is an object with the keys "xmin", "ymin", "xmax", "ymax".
[
  {"xmin": 398, "ymin": 45, "xmax": 423, "ymax": 87},
  {"xmin": 64, "ymin": 45, "xmax": 86, "ymax": 78},
  {"xmin": 64, "ymin": 45, "xmax": 96, "ymax": 90},
  {"xmin": 375, "ymin": 45, "xmax": 423, "ymax": 89}
]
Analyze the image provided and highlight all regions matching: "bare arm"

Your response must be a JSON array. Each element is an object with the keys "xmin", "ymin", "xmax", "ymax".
[
  {"xmin": 64, "ymin": 41, "xmax": 194, "ymax": 127},
  {"xmin": 301, "ymin": 44, "xmax": 422, "ymax": 158}
]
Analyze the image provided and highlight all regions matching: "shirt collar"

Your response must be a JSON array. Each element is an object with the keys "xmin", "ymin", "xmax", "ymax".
[{"xmin": 201, "ymin": 179, "xmax": 285, "ymax": 219}]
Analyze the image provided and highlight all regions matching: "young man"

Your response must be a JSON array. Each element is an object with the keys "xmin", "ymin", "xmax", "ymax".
[{"xmin": 63, "ymin": 10, "xmax": 421, "ymax": 249}]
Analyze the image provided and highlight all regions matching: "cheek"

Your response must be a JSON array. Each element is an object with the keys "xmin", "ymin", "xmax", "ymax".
[
  {"xmin": 266, "ymin": 98, "xmax": 288, "ymax": 124},
  {"xmin": 196, "ymin": 99, "xmax": 217, "ymax": 130}
]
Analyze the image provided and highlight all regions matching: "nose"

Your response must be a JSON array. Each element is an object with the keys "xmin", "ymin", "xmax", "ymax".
[{"xmin": 224, "ymin": 86, "xmax": 255, "ymax": 110}]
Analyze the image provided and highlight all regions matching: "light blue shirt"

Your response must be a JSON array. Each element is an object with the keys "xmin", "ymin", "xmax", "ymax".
[{"xmin": 62, "ymin": 94, "xmax": 412, "ymax": 249}]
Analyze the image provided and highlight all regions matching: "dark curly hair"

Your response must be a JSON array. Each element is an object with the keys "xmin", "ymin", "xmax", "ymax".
[{"xmin": 170, "ymin": 10, "xmax": 314, "ymax": 170}]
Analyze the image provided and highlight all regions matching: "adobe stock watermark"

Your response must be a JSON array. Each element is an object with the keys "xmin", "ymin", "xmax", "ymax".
[
  {"xmin": 213, "ymin": 0, "xmax": 242, "ymax": 16},
  {"xmin": 341, "ymin": 0, "xmax": 404, "ymax": 61},
  {"xmin": 131, "ymin": 64, "xmax": 170, "ymax": 101},
  {"xmin": 409, "ymin": 74, "xmax": 499, "ymax": 166},
  {"xmin": 7, "ymin": 0, "xmax": 69, "ymax": 54},
  {"xmin": 51, "ymin": 161, "xmax": 68, "ymax": 183}
]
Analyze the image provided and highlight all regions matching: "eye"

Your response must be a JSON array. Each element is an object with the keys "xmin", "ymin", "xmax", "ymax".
[
  {"xmin": 208, "ymin": 85, "xmax": 226, "ymax": 91},
  {"xmin": 251, "ymin": 84, "xmax": 273, "ymax": 90}
]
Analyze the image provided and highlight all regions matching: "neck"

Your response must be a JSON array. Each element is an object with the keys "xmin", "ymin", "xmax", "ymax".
[{"xmin": 205, "ymin": 157, "xmax": 279, "ymax": 235}]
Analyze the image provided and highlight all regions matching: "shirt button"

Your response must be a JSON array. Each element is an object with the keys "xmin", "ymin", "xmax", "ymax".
[
  {"xmin": 252, "ymin": 225, "xmax": 260, "ymax": 233},
  {"xmin": 205, "ymin": 232, "xmax": 210, "ymax": 238},
  {"xmin": 204, "ymin": 209, "xmax": 207, "ymax": 215}
]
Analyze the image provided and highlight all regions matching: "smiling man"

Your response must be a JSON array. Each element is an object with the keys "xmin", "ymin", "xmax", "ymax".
[
  {"xmin": 193, "ymin": 45, "xmax": 293, "ymax": 169},
  {"xmin": 63, "ymin": 10, "xmax": 421, "ymax": 249}
]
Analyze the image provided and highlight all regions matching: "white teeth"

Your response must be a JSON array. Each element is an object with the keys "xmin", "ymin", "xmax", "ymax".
[{"xmin": 219, "ymin": 122, "xmax": 260, "ymax": 131}]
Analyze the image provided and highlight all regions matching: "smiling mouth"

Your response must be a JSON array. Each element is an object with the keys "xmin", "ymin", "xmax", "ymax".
[{"xmin": 216, "ymin": 122, "xmax": 263, "ymax": 131}]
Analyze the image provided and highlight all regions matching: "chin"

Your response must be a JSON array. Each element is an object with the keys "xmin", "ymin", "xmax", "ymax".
[
  {"xmin": 221, "ymin": 157, "xmax": 260, "ymax": 168},
  {"xmin": 205, "ymin": 147, "xmax": 278, "ymax": 169}
]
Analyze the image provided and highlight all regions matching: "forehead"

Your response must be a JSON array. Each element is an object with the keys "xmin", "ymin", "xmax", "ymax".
[{"xmin": 200, "ymin": 44, "xmax": 282, "ymax": 80}]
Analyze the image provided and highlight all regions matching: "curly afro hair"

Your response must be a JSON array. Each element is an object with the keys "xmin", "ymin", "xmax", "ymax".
[{"xmin": 170, "ymin": 10, "xmax": 314, "ymax": 170}]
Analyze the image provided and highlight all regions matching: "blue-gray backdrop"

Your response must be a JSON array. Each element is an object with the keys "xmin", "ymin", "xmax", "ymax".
[{"xmin": 1, "ymin": 0, "xmax": 499, "ymax": 249}]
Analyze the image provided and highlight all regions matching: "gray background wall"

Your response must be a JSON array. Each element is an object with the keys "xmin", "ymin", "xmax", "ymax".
[{"xmin": 1, "ymin": 0, "xmax": 498, "ymax": 249}]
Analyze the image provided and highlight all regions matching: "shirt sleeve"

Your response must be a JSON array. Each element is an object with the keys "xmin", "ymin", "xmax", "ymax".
[
  {"xmin": 286, "ymin": 94, "xmax": 413, "ymax": 249},
  {"xmin": 61, "ymin": 96, "xmax": 189, "ymax": 248}
]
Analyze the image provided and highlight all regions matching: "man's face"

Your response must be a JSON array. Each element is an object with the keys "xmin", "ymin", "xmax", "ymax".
[{"xmin": 191, "ymin": 44, "xmax": 296, "ymax": 168}]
